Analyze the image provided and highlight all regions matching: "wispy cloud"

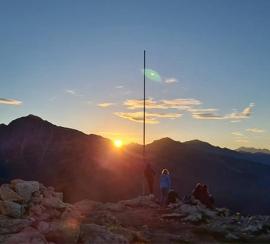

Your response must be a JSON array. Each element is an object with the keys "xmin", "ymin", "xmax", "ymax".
[
  {"xmin": 65, "ymin": 89, "xmax": 83, "ymax": 97},
  {"xmin": 227, "ymin": 103, "xmax": 254, "ymax": 120},
  {"xmin": 232, "ymin": 132, "xmax": 244, "ymax": 136},
  {"xmin": 115, "ymin": 85, "xmax": 124, "ymax": 89},
  {"xmin": 124, "ymin": 98, "xmax": 201, "ymax": 110},
  {"xmin": 235, "ymin": 138, "xmax": 249, "ymax": 144},
  {"xmin": 0, "ymin": 98, "xmax": 22, "ymax": 106},
  {"xmin": 98, "ymin": 102, "xmax": 115, "ymax": 108},
  {"xmin": 246, "ymin": 128, "xmax": 265, "ymax": 133},
  {"xmin": 164, "ymin": 78, "xmax": 178, "ymax": 84},
  {"xmin": 191, "ymin": 103, "xmax": 254, "ymax": 121},
  {"xmin": 117, "ymin": 97, "xmax": 255, "ymax": 124},
  {"xmin": 115, "ymin": 111, "xmax": 182, "ymax": 124},
  {"xmin": 65, "ymin": 89, "xmax": 76, "ymax": 95}
]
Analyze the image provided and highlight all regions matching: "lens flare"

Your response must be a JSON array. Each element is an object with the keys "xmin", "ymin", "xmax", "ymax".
[{"xmin": 143, "ymin": 69, "xmax": 161, "ymax": 82}]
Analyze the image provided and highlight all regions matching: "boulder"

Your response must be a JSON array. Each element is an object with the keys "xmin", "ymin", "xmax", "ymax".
[
  {"xmin": 120, "ymin": 195, "xmax": 159, "ymax": 208},
  {"xmin": 10, "ymin": 179, "xmax": 24, "ymax": 189},
  {"xmin": 0, "ymin": 201, "xmax": 24, "ymax": 218},
  {"xmin": 98, "ymin": 202, "xmax": 126, "ymax": 212},
  {"xmin": 108, "ymin": 225, "xmax": 148, "ymax": 243},
  {"xmin": 0, "ymin": 216, "xmax": 32, "ymax": 234},
  {"xmin": 73, "ymin": 200, "xmax": 101, "ymax": 216},
  {"xmin": 14, "ymin": 181, "xmax": 39, "ymax": 203},
  {"xmin": 29, "ymin": 204, "xmax": 61, "ymax": 221},
  {"xmin": 52, "ymin": 192, "xmax": 63, "ymax": 202},
  {"xmin": 30, "ymin": 191, "xmax": 43, "ymax": 205},
  {"xmin": 0, "ymin": 184, "xmax": 23, "ymax": 203},
  {"xmin": 183, "ymin": 212, "xmax": 203, "ymax": 223},
  {"xmin": 37, "ymin": 220, "xmax": 80, "ymax": 244},
  {"xmin": 178, "ymin": 203, "xmax": 217, "ymax": 223},
  {"xmin": 79, "ymin": 224, "xmax": 129, "ymax": 244},
  {"xmin": 4, "ymin": 226, "xmax": 47, "ymax": 244},
  {"xmin": 41, "ymin": 196, "xmax": 67, "ymax": 210},
  {"xmin": 61, "ymin": 206, "xmax": 83, "ymax": 222},
  {"xmin": 90, "ymin": 211, "xmax": 119, "ymax": 226}
]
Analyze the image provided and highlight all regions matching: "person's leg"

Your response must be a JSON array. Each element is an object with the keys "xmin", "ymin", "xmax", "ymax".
[
  {"xmin": 160, "ymin": 188, "xmax": 164, "ymax": 206},
  {"xmin": 164, "ymin": 188, "xmax": 169, "ymax": 206},
  {"xmin": 160, "ymin": 188, "xmax": 167, "ymax": 206}
]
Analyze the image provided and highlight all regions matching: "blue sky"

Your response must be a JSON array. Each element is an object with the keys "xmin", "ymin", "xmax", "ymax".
[{"xmin": 0, "ymin": 0, "xmax": 269, "ymax": 149}]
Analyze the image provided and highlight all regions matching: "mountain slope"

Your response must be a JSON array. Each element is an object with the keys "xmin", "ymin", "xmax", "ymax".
[{"xmin": 0, "ymin": 115, "xmax": 270, "ymax": 214}]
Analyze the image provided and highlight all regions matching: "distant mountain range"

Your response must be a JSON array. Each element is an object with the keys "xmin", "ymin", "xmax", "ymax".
[
  {"xmin": 237, "ymin": 147, "xmax": 270, "ymax": 155},
  {"xmin": 0, "ymin": 115, "xmax": 270, "ymax": 214}
]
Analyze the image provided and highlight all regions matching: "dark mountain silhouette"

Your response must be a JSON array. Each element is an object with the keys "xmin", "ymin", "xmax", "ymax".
[{"xmin": 0, "ymin": 115, "xmax": 270, "ymax": 214}]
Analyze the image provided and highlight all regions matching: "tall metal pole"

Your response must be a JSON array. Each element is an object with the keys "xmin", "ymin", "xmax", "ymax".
[
  {"xmin": 142, "ymin": 50, "xmax": 146, "ymax": 196},
  {"xmin": 143, "ymin": 50, "xmax": 146, "ymax": 163}
]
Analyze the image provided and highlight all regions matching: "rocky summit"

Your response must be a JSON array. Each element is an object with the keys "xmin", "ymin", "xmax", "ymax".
[{"xmin": 0, "ymin": 180, "xmax": 270, "ymax": 243}]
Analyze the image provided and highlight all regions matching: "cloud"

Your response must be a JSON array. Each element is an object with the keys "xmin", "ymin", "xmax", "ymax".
[
  {"xmin": 65, "ymin": 89, "xmax": 76, "ymax": 95},
  {"xmin": 115, "ymin": 85, "xmax": 124, "ymax": 89},
  {"xmin": 164, "ymin": 78, "xmax": 178, "ymax": 84},
  {"xmin": 232, "ymin": 132, "xmax": 244, "ymax": 136},
  {"xmin": 189, "ymin": 108, "xmax": 218, "ymax": 113},
  {"xmin": 97, "ymin": 102, "xmax": 115, "ymax": 108},
  {"xmin": 124, "ymin": 98, "xmax": 201, "ymax": 110},
  {"xmin": 235, "ymin": 138, "xmax": 249, "ymax": 144},
  {"xmin": 246, "ymin": 128, "xmax": 265, "ymax": 133},
  {"xmin": 226, "ymin": 103, "xmax": 254, "ymax": 120},
  {"xmin": 192, "ymin": 113, "xmax": 224, "ymax": 120},
  {"xmin": 119, "ymin": 97, "xmax": 255, "ymax": 124},
  {"xmin": 65, "ymin": 89, "xmax": 83, "ymax": 97},
  {"xmin": 191, "ymin": 103, "xmax": 254, "ymax": 121},
  {"xmin": 114, "ymin": 111, "xmax": 182, "ymax": 124},
  {"xmin": 0, "ymin": 98, "xmax": 22, "ymax": 106}
]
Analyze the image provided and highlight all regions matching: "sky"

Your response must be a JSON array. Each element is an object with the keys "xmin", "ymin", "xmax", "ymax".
[{"xmin": 0, "ymin": 0, "xmax": 270, "ymax": 149}]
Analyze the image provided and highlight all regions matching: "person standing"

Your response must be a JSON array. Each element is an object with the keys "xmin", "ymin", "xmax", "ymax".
[
  {"xmin": 160, "ymin": 168, "xmax": 171, "ymax": 207},
  {"xmin": 144, "ymin": 163, "xmax": 156, "ymax": 195}
]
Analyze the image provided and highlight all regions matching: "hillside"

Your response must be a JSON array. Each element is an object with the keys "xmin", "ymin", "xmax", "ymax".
[{"xmin": 0, "ymin": 115, "xmax": 270, "ymax": 214}]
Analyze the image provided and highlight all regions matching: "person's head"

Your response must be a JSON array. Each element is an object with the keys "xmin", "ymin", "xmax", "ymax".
[{"xmin": 161, "ymin": 168, "xmax": 169, "ymax": 175}]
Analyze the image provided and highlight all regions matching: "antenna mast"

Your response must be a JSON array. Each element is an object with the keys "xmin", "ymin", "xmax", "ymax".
[{"xmin": 143, "ymin": 50, "xmax": 146, "ymax": 163}]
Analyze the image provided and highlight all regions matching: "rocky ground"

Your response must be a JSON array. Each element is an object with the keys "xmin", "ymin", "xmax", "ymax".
[{"xmin": 0, "ymin": 180, "xmax": 270, "ymax": 243}]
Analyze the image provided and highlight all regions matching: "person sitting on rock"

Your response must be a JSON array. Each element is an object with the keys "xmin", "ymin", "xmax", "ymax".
[
  {"xmin": 192, "ymin": 183, "xmax": 203, "ymax": 200},
  {"xmin": 192, "ymin": 183, "xmax": 214, "ymax": 209},
  {"xmin": 201, "ymin": 184, "xmax": 214, "ymax": 209},
  {"xmin": 144, "ymin": 163, "xmax": 156, "ymax": 195},
  {"xmin": 160, "ymin": 168, "xmax": 171, "ymax": 207}
]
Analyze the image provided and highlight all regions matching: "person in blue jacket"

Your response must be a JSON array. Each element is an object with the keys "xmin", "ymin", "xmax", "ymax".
[{"xmin": 160, "ymin": 168, "xmax": 171, "ymax": 207}]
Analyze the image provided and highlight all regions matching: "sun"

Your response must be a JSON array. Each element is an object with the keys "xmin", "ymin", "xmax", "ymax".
[{"xmin": 114, "ymin": 139, "xmax": 123, "ymax": 148}]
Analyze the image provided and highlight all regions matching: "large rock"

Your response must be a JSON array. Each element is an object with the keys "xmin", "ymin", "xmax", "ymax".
[
  {"xmin": 14, "ymin": 181, "xmax": 40, "ymax": 203},
  {"xmin": 29, "ymin": 204, "xmax": 61, "ymax": 221},
  {"xmin": 73, "ymin": 200, "xmax": 101, "ymax": 216},
  {"xmin": 37, "ymin": 220, "xmax": 80, "ymax": 244},
  {"xmin": 79, "ymin": 224, "xmax": 128, "ymax": 244},
  {"xmin": 177, "ymin": 203, "xmax": 217, "ymax": 223},
  {"xmin": 0, "ymin": 216, "xmax": 32, "ymax": 234},
  {"xmin": 120, "ymin": 195, "xmax": 159, "ymax": 208},
  {"xmin": 0, "ymin": 184, "xmax": 23, "ymax": 203},
  {"xmin": 41, "ymin": 196, "xmax": 67, "ymax": 210},
  {"xmin": 89, "ymin": 211, "xmax": 119, "ymax": 226},
  {"xmin": 4, "ymin": 226, "xmax": 47, "ymax": 244},
  {"xmin": 0, "ymin": 201, "xmax": 24, "ymax": 218}
]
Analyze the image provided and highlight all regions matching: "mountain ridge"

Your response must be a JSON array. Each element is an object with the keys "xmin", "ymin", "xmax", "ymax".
[{"xmin": 0, "ymin": 115, "xmax": 270, "ymax": 214}]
